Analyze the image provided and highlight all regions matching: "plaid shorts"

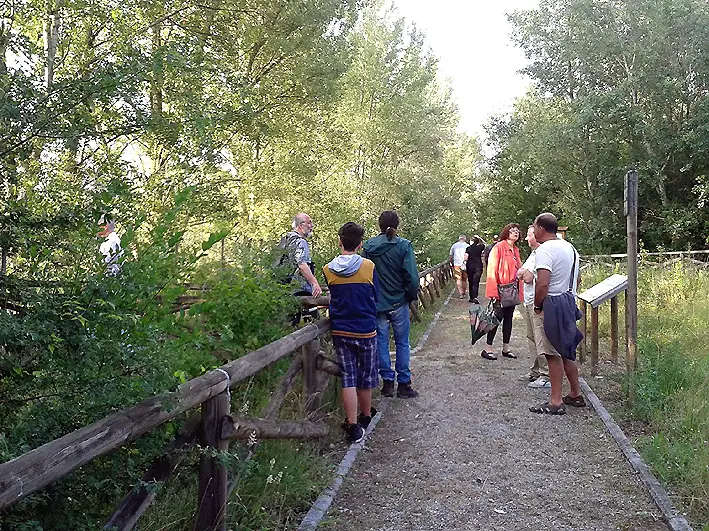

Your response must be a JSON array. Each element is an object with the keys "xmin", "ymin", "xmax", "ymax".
[{"xmin": 332, "ymin": 335, "xmax": 378, "ymax": 389}]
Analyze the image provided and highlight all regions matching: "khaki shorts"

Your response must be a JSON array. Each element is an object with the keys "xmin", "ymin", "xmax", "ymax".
[
  {"xmin": 532, "ymin": 311, "xmax": 561, "ymax": 357},
  {"xmin": 453, "ymin": 266, "xmax": 467, "ymax": 281}
]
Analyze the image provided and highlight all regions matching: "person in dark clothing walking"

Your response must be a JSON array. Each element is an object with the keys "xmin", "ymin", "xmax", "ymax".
[
  {"xmin": 463, "ymin": 236, "xmax": 485, "ymax": 303},
  {"xmin": 362, "ymin": 211, "xmax": 419, "ymax": 399},
  {"xmin": 482, "ymin": 235, "xmax": 499, "ymax": 269}
]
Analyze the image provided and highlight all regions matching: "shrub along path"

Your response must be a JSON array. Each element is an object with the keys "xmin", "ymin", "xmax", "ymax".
[{"xmin": 324, "ymin": 294, "xmax": 671, "ymax": 531}]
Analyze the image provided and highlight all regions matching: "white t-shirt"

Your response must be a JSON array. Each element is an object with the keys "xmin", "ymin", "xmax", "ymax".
[
  {"xmin": 520, "ymin": 250, "xmax": 536, "ymax": 305},
  {"xmin": 100, "ymin": 232, "xmax": 123, "ymax": 275},
  {"xmin": 450, "ymin": 241, "xmax": 468, "ymax": 267},
  {"xmin": 535, "ymin": 238, "xmax": 579, "ymax": 296}
]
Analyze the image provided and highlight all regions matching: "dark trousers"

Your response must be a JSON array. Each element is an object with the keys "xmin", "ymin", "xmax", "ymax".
[
  {"xmin": 466, "ymin": 268, "xmax": 482, "ymax": 300},
  {"xmin": 291, "ymin": 290, "xmax": 320, "ymax": 326},
  {"xmin": 487, "ymin": 305, "xmax": 515, "ymax": 345}
]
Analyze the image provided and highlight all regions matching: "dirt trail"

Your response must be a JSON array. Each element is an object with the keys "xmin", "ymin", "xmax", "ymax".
[{"xmin": 324, "ymin": 294, "xmax": 669, "ymax": 531}]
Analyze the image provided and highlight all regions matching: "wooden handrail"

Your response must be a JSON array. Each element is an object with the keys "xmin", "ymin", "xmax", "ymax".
[
  {"xmin": 0, "ymin": 320, "xmax": 326, "ymax": 510},
  {"xmin": 0, "ymin": 260, "xmax": 453, "ymax": 527}
]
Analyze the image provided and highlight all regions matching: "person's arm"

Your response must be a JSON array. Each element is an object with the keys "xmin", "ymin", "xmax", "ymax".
[
  {"xmin": 534, "ymin": 269, "xmax": 550, "ymax": 311},
  {"xmin": 517, "ymin": 268, "xmax": 534, "ymax": 283},
  {"xmin": 298, "ymin": 262, "xmax": 322, "ymax": 297},
  {"xmin": 449, "ymin": 245, "xmax": 454, "ymax": 265},
  {"xmin": 403, "ymin": 242, "xmax": 420, "ymax": 301}
]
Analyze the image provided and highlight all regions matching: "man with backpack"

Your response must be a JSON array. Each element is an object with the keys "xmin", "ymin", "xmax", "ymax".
[{"xmin": 275, "ymin": 213, "xmax": 322, "ymax": 324}]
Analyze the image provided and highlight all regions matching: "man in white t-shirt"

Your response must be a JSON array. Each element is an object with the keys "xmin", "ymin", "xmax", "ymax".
[
  {"xmin": 98, "ymin": 214, "xmax": 123, "ymax": 276},
  {"xmin": 516, "ymin": 225, "xmax": 549, "ymax": 388},
  {"xmin": 530, "ymin": 213, "xmax": 584, "ymax": 416},
  {"xmin": 449, "ymin": 234, "xmax": 468, "ymax": 299}
]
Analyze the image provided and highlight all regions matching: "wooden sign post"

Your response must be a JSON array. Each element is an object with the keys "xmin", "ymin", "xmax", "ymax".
[{"xmin": 625, "ymin": 169, "xmax": 639, "ymax": 405}]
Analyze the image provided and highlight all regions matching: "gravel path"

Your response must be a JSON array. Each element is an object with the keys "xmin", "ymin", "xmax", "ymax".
[{"xmin": 324, "ymin": 295, "xmax": 670, "ymax": 531}]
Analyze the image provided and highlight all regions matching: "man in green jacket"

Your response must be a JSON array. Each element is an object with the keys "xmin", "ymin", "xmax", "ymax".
[{"xmin": 362, "ymin": 211, "xmax": 420, "ymax": 399}]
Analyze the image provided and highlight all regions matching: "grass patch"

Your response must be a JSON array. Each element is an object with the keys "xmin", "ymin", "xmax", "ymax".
[{"xmin": 582, "ymin": 261, "xmax": 709, "ymax": 528}]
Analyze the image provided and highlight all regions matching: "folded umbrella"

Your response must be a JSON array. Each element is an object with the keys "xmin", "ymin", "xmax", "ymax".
[{"xmin": 469, "ymin": 301, "xmax": 500, "ymax": 345}]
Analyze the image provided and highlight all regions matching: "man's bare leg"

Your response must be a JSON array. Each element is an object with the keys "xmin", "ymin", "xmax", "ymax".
[
  {"xmin": 546, "ymin": 354, "xmax": 564, "ymax": 407},
  {"xmin": 562, "ymin": 358, "xmax": 582, "ymax": 398}
]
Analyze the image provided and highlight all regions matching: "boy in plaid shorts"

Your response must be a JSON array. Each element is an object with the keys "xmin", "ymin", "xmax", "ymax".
[{"xmin": 323, "ymin": 222, "xmax": 379, "ymax": 443}]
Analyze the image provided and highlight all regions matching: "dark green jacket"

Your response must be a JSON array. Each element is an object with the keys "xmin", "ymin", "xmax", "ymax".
[{"xmin": 362, "ymin": 234, "xmax": 419, "ymax": 313}]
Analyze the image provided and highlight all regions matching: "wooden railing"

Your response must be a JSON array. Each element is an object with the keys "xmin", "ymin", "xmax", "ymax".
[{"xmin": 0, "ymin": 261, "xmax": 452, "ymax": 531}]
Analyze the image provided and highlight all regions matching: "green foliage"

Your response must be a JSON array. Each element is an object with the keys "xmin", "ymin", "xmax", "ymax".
[
  {"xmin": 484, "ymin": 0, "xmax": 709, "ymax": 252},
  {"xmin": 1, "ymin": 0, "xmax": 484, "ymax": 528}
]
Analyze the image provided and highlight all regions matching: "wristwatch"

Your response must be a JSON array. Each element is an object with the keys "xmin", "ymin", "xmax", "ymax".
[{"xmin": 533, "ymin": 306, "xmax": 543, "ymax": 313}]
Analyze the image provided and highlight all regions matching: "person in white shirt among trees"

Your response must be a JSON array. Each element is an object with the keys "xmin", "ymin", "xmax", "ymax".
[
  {"xmin": 449, "ymin": 234, "xmax": 469, "ymax": 299},
  {"xmin": 98, "ymin": 214, "xmax": 123, "ymax": 276}
]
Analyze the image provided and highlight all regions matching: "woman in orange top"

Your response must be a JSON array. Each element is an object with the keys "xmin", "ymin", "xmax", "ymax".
[{"xmin": 482, "ymin": 223, "xmax": 523, "ymax": 360}]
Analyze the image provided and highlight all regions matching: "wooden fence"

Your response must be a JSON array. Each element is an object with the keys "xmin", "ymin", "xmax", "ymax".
[{"xmin": 0, "ymin": 261, "xmax": 452, "ymax": 530}]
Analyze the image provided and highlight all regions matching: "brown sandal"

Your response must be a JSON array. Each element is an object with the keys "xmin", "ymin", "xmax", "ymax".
[
  {"xmin": 529, "ymin": 402, "xmax": 566, "ymax": 415},
  {"xmin": 563, "ymin": 394, "xmax": 586, "ymax": 407}
]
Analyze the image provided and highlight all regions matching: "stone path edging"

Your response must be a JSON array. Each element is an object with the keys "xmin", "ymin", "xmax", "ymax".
[
  {"xmin": 579, "ymin": 377, "xmax": 694, "ymax": 531},
  {"xmin": 298, "ymin": 286, "xmax": 455, "ymax": 531},
  {"xmin": 297, "ymin": 399, "xmax": 391, "ymax": 531}
]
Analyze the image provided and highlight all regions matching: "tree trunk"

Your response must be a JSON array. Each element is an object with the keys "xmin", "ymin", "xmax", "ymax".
[
  {"xmin": 150, "ymin": 23, "xmax": 163, "ymax": 118},
  {"xmin": 44, "ymin": 0, "xmax": 60, "ymax": 89}
]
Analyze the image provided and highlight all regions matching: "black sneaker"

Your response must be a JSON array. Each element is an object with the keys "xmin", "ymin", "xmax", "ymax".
[
  {"xmin": 343, "ymin": 422, "xmax": 364, "ymax": 443},
  {"xmin": 358, "ymin": 407, "xmax": 378, "ymax": 429},
  {"xmin": 502, "ymin": 351, "xmax": 518, "ymax": 359},
  {"xmin": 381, "ymin": 380, "xmax": 395, "ymax": 397},
  {"xmin": 396, "ymin": 382, "xmax": 419, "ymax": 399}
]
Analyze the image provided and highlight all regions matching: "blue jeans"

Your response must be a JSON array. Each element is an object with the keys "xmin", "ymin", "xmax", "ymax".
[{"xmin": 376, "ymin": 304, "xmax": 411, "ymax": 383}]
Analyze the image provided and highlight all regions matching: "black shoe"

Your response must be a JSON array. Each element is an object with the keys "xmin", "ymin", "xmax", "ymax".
[
  {"xmin": 342, "ymin": 422, "xmax": 365, "ymax": 443},
  {"xmin": 396, "ymin": 382, "xmax": 419, "ymax": 399},
  {"xmin": 469, "ymin": 297, "xmax": 480, "ymax": 304},
  {"xmin": 481, "ymin": 350, "xmax": 497, "ymax": 360},
  {"xmin": 502, "ymin": 351, "xmax": 518, "ymax": 359},
  {"xmin": 358, "ymin": 407, "xmax": 378, "ymax": 429},
  {"xmin": 381, "ymin": 380, "xmax": 395, "ymax": 397}
]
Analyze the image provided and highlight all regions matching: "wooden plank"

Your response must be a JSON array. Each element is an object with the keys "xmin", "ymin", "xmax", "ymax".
[
  {"xmin": 221, "ymin": 417, "xmax": 328, "ymax": 440},
  {"xmin": 262, "ymin": 354, "xmax": 303, "ymax": 419},
  {"xmin": 195, "ymin": 391, "xmax": 230, "ymax": 531},
  {"xmin": 409, "ymin": 302, "xmax": 421, "ymax": 323},
  {"xmin": 578, "ymin": 274, "xmax": 628, "ymax": 308},
  {"xmin": 0, "ymin": 323, "xmax": 323, "ymax": 510},
  {"xmin": 591, "ymin": 306, "xmax": 599, "ymax": 377},
  {"xmin": 317, "ymin": 354, "xmax": 341, "ymax": 377},
  {"xmin": 302, "ymin": 338, "xmax": 321, "ymax": 416},
  {"xmin": 579, "ymin": 300, "xmax": 587, "ymax": 364},
  {"xmin": 104, "ymin": 415, "xmax": 199, "ymax": 530},
  {"xmin": 297, "ymin": 295, "xmax": 331, "ymax": 307},
  {"xmin": 610, "ymin": 295, "xmax": 619, "ymax": 363}
]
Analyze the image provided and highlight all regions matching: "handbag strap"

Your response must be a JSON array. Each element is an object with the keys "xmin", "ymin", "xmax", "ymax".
[{"xmin": 567, "ymin": 248, "xmax": 578, "ymax": 292}]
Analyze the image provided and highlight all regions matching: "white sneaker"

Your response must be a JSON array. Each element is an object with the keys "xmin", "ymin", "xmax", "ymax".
[{"xmin": 528, "ymin": 377, "xmax": 551, "ymax": 389}]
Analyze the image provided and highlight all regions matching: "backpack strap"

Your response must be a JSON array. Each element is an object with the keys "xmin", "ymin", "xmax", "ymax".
[{"xmin": 567, "ymin": 248, "xmax": 578, "ymax": 292}]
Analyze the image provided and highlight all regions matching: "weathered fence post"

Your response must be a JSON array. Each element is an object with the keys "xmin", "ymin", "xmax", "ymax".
[
  {"xmin": 578, "ymin": 300, "xmax": 587, "ymax": 364},
  {"xmin": 591, "ymin": 306, "xmax": 599, "ymax": 377},
  {"xmin": 195, "ymin": 390, "xmax": 230, "ymax": 531},
  {"xmin": 625, "ymin": 169, "xmax": 639, "ymax": 405},
  {"xmin": 610, "ymin": 295, "xmax": 619, "ymax": 363},
  {"xmin": 303, "ymin": 338, "xmax": 321, "ymax": 416}
]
